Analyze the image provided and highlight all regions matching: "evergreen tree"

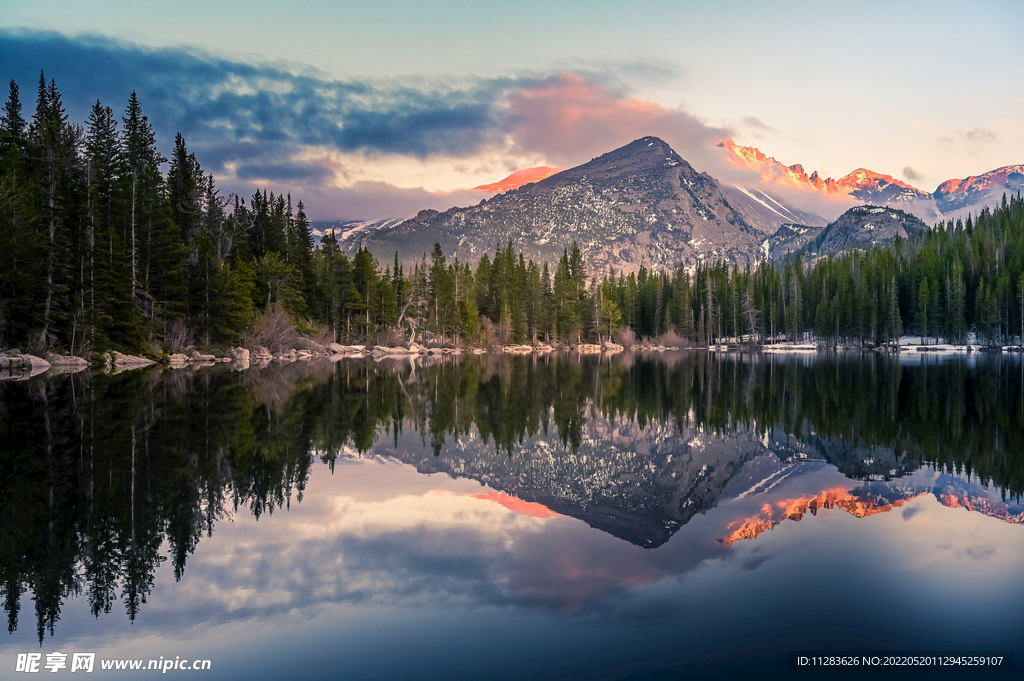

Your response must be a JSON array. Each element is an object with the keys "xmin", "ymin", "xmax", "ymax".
[
  {"xmin": 120, "ymin": 90, "xmax": 163, "ymax": 318},
  {"xmin": 30, "ymin": 73, "xmax": 80, "ymax": 347},
  {"xmin": 0, "ymin": 80, "xmax": 27, "ymax": 153},
  {"xmin": 167, "ymin": 132, "xmax": 202, "ymax": 248},
  {"xmin": 0, "ymin": 143, "xmax": 41, "ymax": 346}
]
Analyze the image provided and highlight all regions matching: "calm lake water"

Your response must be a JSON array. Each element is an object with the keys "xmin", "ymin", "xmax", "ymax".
[{"xmin": 1, "ymin": 351, "xmax": 1022, "ymax": 680}]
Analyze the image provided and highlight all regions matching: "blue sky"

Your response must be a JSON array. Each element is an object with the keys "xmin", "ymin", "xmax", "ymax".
[{"xmin": 2, "ymin": 0, "xmax": 1021, "ymax": 219}]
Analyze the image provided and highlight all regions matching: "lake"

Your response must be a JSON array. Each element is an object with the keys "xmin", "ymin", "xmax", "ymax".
[{"xmin": 1, "ymin": 351, "xmax": 1022, "ymax": 680}]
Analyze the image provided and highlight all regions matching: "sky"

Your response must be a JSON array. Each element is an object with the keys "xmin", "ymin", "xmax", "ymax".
[{"xmin": 1, "ymin": 0, "xmax": 1022, "ymax": 220}]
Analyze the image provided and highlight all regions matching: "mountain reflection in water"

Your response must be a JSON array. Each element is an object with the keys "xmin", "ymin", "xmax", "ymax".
[{"xmin": 1, "ymin": 351, "xmax": 1023, "ymax": 675}]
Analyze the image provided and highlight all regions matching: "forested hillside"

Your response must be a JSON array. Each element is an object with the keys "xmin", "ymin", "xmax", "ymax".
[
  {"xmin": 2, "ymin": 74, "xmax": 1023, "ymax": 354},
  {"xmin": 0, "ymin": 73, "xmax": 317, "ymax": 353}
]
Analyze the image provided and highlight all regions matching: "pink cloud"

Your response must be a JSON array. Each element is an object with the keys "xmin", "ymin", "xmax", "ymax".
[{"xmin": 507, "ymin": 72, "xmax": 730, "ymax": 173}]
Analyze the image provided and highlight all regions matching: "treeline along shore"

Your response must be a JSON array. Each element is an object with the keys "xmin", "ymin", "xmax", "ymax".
[{"xmin": 3, "ymin": 72, "xmax": 1024, "ymax": 361}]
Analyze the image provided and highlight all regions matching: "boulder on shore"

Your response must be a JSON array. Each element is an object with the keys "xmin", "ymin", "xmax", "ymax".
[
  {"xmin": 111, "ymin": 351, "xmax": 157, "ymax": 367},
  {"xmin": 0, "ymin": 352, "xmax": 51, "ymax": 370},
  {"xmin": 46, "ymin": 353, "xmax": 89, "ymax": 367},
  {"xmin": 0, "ymin": 352, "xmax": 52, "ymax": 380},
  {"xmin": 328, "ymin": 343, "xmax": 368, "ymax": 355}
]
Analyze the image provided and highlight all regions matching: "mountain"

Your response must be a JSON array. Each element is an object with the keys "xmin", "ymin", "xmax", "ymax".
[
  {"xmin": 381, "ymin": 412, "xmax": 1020, "ymax": 549},
  {"xmin": 340, "ymin": 136, "xmax": 815, "ymax": 271},
  {"xmin": 720, "ymin": 477, "xmax": 1024, "ymax": 547},
  {"xmin": 721, "ymin": 185, "xmax": 828, "ymax": 233},
  {"xmin": 767, "ymin": 205, "xmax": 929, "ymax": 261},
  {"xmin": 471, "ymin": 166, "xmax": 563, "ymax": 192},
  {"xmin": 310, "ymin": 218, "xmax": 406, "ymax": 246},
  {"xmin": 382, "ymin": 416, "xmax": 803, "ymax": 548},
  {"xmin": 934, "ymin": 164, "xmax": 1024, "ymax": 214},
  {"xmin": 836, "ymin": 168, "xmax": 934, "ymax": 206},
  {"xmin": 718, "ymin": 139, "xmax": 934, "ymax": 207},
  {"xmin": 718, "ymin": 139, "xmax": 1021, "ymax": 222}
]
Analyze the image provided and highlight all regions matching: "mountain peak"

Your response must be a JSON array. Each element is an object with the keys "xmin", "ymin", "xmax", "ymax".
[
  {"xmin": 934, "ymin": 164, "xmax": 1024, "ymax": 213},
  {"xmin": 339, "ymin": 136, "xmax": 778, "ymax": 271},
  {"xmin": 718, "ymin": 140, "xmax": 934, "ymax": 207},
  {"xmin": 577, "ymin": 136, "xmax": 685, "ymax": 170},
  {"xmin": 838, "ymin": 168, "xmax": 924, "ymax": 194}
]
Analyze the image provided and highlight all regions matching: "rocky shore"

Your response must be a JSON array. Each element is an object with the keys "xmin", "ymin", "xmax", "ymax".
[{"xmin": 0, "ymin": 339, "xmax": 661, "ymax": 381}]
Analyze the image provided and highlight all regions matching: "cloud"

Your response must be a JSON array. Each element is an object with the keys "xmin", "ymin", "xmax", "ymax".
[
  {"xmin": 902, "ymin": 166, "xmax": 921, "ymax": 183},
  {"xmin": 938, "ymin": 127, "xmax": 998, "ymax": 149},
  {"xmin": 742, "ymin": 116, "xmax": 777, "ymax": 132},
  {"xmin": 506, "ymin": 72, "xmax": 731, "ymax": 172},
  {"xmin": 0, "ymin": 31, "xmax": 769, "ymax": 220},
  {"xmin": 0, "ymin": 31, "xmax": 510, "ymax": 166},
  {"xmin": 964, "ymin": 128, "xmax": 996, "ymax": 144},
  {"xmin": 234, "ymin": 158, "xmax": 336, "ymax": 183},
  {"xmin": 293, "ymin": 182, "xmax": 487, "ymax": 221},
  {"xmin": 960, "ymin": 544, "xmax": 996, "ymax": 561}
]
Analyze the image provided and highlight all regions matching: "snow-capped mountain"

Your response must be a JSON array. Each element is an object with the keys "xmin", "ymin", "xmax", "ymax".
[
  {"xmin": 717, "ymin": 138, "xmax": 1020, "ymax": 222},
  {"xmin": 339, "ymin": 136, "xmax": 821, "ymax": 271},
  {"xmin": 934, "ymin": 164, "xmax": 1024, "ymax": 214},
  {"xmin": 310, "ymin": 218, "xmax": 407, "ymax": 246}
]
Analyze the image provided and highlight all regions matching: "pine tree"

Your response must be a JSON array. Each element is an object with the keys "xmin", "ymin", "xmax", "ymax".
[
  {"xmin": 0, "ymin": 142, "xmax": 41, "ymax": 347},
  {"xmin": 917, "ymin": 276, "xmax": 930, "ymax": 343},
  {"xmin": 120, "ymin": 90, "xmax": 163, "ymax": 316},
  {"xmin": 83, "ymin": 100, "xmax": 122, "ymax": 349},
  {"xmin": 31, "ymin": 73, "xmax": 80, "ymax": 347},
  {"xmin": 167, "ymin": 132, "xmax": 202, "ymax": 248},
  {"xmin": 291, "ymin": 200, "xmax": 315, "ymax": 312},
  {"xmin": 0, "ymin": 80, "xmax": 27, "ymax": 153},
  {"xmin": 950, "ymin": 258, "xmax": 966, "ymax": 344}
]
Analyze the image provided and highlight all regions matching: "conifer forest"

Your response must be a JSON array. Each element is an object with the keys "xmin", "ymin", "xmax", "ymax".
[{"xmin": 3, "ymin": 74, "xmax": 1024, "ymax": 355}]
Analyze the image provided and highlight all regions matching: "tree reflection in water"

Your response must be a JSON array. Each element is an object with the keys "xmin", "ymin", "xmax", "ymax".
[{"xmin": 1, "ymin": 351, "xmax": 1022, "ymax": 641}]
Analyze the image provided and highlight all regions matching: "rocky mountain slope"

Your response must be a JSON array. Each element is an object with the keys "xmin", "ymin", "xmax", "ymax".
[
  {"xmin": 767, "ymin": 205, "xmax": 929, "ymax": 261},
  {"xmin": 339, "ymin": 136, "xmax": 818, "ymax": 271},
  {"xmin": 311, "ymin": 218, "xmax": 406, "ymax": 245},
  {"xmin": 721, "ymin": 185, "xmax": 827, "ymax": 233}
]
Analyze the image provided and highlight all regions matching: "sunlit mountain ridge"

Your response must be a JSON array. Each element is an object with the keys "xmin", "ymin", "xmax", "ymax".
[
  {"xmin": 717, "ymin": 138, "xmax": 1024, "ymax": 221},
  {"xmin": 719, "ymin": 480, "xmax": 1024, "ymax": 547}
]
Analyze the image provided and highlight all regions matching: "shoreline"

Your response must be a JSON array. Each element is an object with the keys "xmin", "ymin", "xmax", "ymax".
[{"xmin": 3, "ymin": 337, "xmax": 1020, "ymax": 381}]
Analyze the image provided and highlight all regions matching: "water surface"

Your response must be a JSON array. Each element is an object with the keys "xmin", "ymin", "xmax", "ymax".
[{"xmin": 1, "ymin": 352, "xmax": 1022, "ymax": 679}]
